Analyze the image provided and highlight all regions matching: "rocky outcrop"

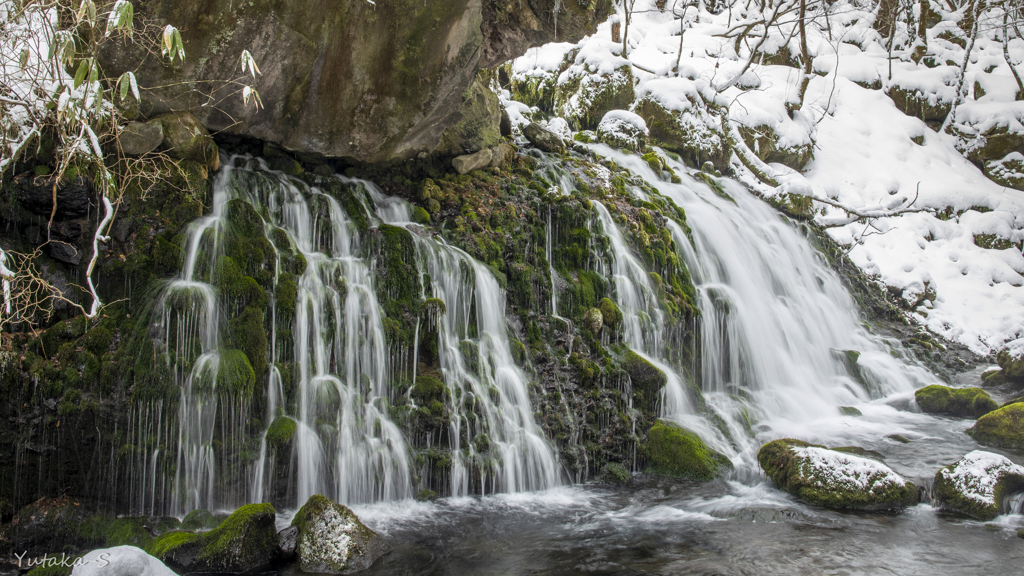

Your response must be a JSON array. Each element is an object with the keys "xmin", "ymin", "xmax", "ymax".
[
  {"xmin": 933, "ymin": 450, "xmax": 1024, "ymax": 520},
  {"xmin": 757, "ymin": 439, "xmax": 917, "ymax": 511},
  {"xmin": 99, "ymin": 0, "xmax": 608, "ymax": 164},
  {"xmin": 914, "ymin": 385, "xmax": 997, "ymax": 418},
  {"xmin": 292, "ymin": 494, "xmax": 388, "ymax": 574}
]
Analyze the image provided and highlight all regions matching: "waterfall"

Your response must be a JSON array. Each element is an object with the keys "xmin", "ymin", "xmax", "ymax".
[
  {"xmin": 147, "ymin": 158, "xmax": 414, "ymax": 514},
  {"xmin": 589, "ymin": 144, "xmax": 934, "ymax": 466},
  {"xmin": 360, "ymin": 181, "xmax": 564, "ymax": 496}
]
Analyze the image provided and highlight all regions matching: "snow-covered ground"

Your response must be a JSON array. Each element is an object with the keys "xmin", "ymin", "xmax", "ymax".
[{"xmin": 504, "ymin": 0, "xmax": 1024, "ymax": 356}]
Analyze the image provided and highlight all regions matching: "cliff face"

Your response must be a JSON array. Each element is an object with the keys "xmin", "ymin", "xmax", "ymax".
[{"xmin": 99, "ymin": 0, "xmax": 610, "ymax": 164}]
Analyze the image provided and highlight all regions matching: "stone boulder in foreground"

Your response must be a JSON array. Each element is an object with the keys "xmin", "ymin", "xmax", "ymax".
[
  {"xmin": 292, "ymin": 494, "xmax": 389, "ymax": 574},
  {"xmin": 933, "ymin": 450, "xmax": 1024, "ymax": 520},
  {"xmin": 71, "ymin": 546, "xmax": 176, "ymax": 576},
  {"xmin": 758, "ymin": 439, "xmax": 917, "ymax": 511}
]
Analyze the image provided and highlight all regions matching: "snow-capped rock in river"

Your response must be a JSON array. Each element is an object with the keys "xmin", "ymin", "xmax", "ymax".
[
  {"xmin": 758, "ymin": 439, "xmax": 917, "ymax": 511},
  {"xmin": 934, "ymin": 450, "xmax": 1024, "ymax": 520}
]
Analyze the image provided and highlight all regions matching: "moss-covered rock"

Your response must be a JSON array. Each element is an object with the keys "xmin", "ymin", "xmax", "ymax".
[
  {"xmin": 967, "ymin": 403, "xmax": 1024, "ymax": 449},
  {"xmin": 216, "ymin": 349, "xmax": 256, "ymax": 399},
  {"xmin": 106, "ymin": 517, "xmax": 154, "ymax": 549},
  {"xmin": 555, "ymin": 64, "xmax": 635, "ymax": 131},
  {"xmin": 147, "ymin": 530, "xmax": 200, "ymax": 560},
  {"xmin": 933, "ymin": 450, "xmax": 1024, "ymax": 520},
  {"xmin": 757, "ymin": 439, "xmax": 917, "ymax": 511},
  {"xmin": 583, "ymin": 308, "xmax": 603, "ymax": 334},
  {"xmin": 996, "ymin": 348, "xmax": 1024, "ymax": 381},
  {"xmin": 646, "ymin": 420, "xmax": 731, "ymax": 480},
  {"xmin": 292, "ymin": 494, "xmax": 389, "ymax": 574},
  {"xmin": 266, "ymin": 416, "xmax": 297, "ymax": 450},
  {"xmin": 180, "ymin": 509, "xmax": 224, "ymax": 531},
  {"xmin": 914, "ymin": 385, "xmax": 998, "ymax": 418},
  {"xmin": 601, "ymin": 462, "xmax": 630, "ymax": 484},
  {"xmin": 634, "ymin": 97, "xmax": 730, "ymax": 170},
  {"xmin": 434, "ymin": 75, "xmax": 502, "ymax": 158},
  {"xmin": 624, "ymin": 349, "xmax": 666, "ymax": 395},
  {"xmin": 738, "ymin": 124, "xmax": 813, "ymax": 171},
  {"xmin": 598, "ymin": 298, "xmax": 621, "ymax": 328},
  {"xmin": 160, "ymin": 504, "xmax": 278, "ymax": 574}
]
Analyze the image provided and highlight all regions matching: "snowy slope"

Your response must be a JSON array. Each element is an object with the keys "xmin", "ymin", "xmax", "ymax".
[{"xmin": 505, "ymin": 0, "xmax": 1024, "ymax": 355}]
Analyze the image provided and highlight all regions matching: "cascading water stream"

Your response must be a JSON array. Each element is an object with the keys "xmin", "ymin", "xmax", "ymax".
[
  {"xmin": 358, "ymin": 181, "xmax": 564, "ymax": 496},
  {"xmin": 587, "ymin": 144, "xmax": 935, "ymax": 468},
  {"xmin": 150, "ymin": 158, "xmax": 414, "ymax": 514}
]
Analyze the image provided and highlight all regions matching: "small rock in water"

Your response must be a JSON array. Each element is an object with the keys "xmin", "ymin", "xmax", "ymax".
[
  {"xmin": 933, "ymin": 450, "xmax": 1024, "ymax": 520},
  {"xmin": 278, "ymin": 525, "xmax": 300, "ymax": 559},
  {"xmin": 452, "ymin": 148, "xmax": 494, "ymax": 174},
  {"xmin": 523, "ymin": 123, "xmax": 566, "ymax": 153},
  {"xmin": 886, "ymin": 434, "xmax": 911, "ymax": 443},
  {"xmin": 71, "ymin": 546, "xmax": 176, "ymax": 576},
  {"xmin": 292, "ymin": 494, "xmax": 389, "ymax": 574},
  {"xmin": 757, "ymin": 439, "xmax": 917, "ymax": 511},
  {"xmin": 839, "ymin": 406, "xmax": 863, "ymax": 416}
]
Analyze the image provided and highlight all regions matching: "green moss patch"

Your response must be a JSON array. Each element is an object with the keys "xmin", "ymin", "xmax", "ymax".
[
  {"xmin": 647, "ymin": 420, "xmax": 731, "ymax": 481},
  {"xmin": 915, "ymin": 385, "xmax": 997, "ymax": 418},
  {"xmin": 967, "ymin": 404, "xmax": 1024, "ymax": 449}
]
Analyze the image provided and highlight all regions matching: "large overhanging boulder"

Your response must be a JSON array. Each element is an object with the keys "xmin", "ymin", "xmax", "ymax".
[{"xmin": 99, "ymin": 0, "xmax": 609, "ymax": 164}]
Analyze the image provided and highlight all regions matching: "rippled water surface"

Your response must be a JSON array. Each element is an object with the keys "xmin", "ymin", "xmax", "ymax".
[{"xmin": 273, "ymin": 399, "xmax": 1024, "ymax": 576}]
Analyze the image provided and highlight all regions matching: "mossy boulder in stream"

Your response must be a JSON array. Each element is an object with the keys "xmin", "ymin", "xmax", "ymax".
[
  {"xmin": 933, "ymin": 451, "xmax": 1024, "ymax": 520},
  {"xmin": 292, "ymin": 494, "xmax": 389, "ymax": 574},
  {"xmin": 647, "ymin": 420, "xmax": 731, "ymax": 480},
  {"xmin": 967, "ymin": 403, "xmax": 1024, "ymax": 449},
  {"xmin": 914, "ymin": 385, "xmax": 997, "ymax": 418},
  {"xmin": 155, "ymin": 504, "xmax": 279, "ymax": 574},
  {"xmin": 757, "ymin": 439, "xmax": 917, "ymax": 511}
]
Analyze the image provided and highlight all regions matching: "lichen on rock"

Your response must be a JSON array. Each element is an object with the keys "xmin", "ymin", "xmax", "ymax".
[{"xmin": 291, "ymin": 494, "xmax": 389, "ymax": 574}]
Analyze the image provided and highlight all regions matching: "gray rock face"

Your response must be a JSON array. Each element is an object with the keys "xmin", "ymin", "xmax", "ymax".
[
  {"xmin": 48, "ymin": 241, "xmax": 82, "ymax": 266},
  {"xmin": 453, "ymin": 149, "xmax": 494, "ymax": 174},
  {"xmin": 15, "ymin": 175, "xmax": 92, "ymax": 219},
  {"xmin": 523, "ymin": 123, "xmax": 565, "ymax": 153},
  {"xmin": 119, "ymin": 120, "xmax": 164, "ymax": 156},
  {"xmin": 278, "ymin": 525, "xmax": 299, "ymax": 559},
  {"xmin": 155, "ymin": 112, "xmax": 219, "ymax": 169},
  {"xmin": 292, "ymin": 495, "xmax": 388, "ymax": 574},
  {"xmin": 97, "ymin": 0, "xmax": 608, "ymax": 164}
]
